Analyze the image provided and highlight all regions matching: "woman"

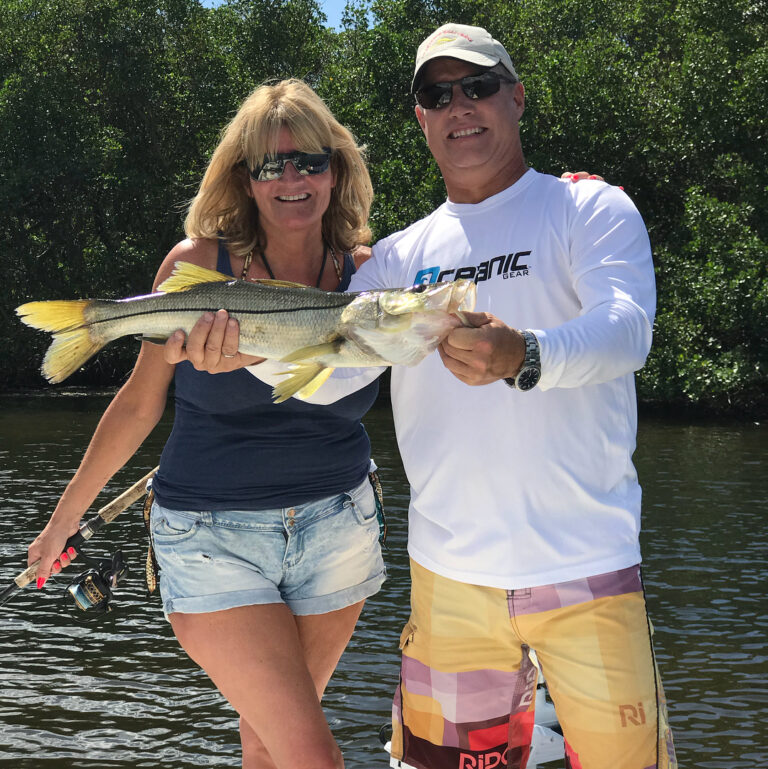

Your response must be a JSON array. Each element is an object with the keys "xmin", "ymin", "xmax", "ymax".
[{"xmin": 28, "ymin": 79, "xmax": 384, "ymax": 769}]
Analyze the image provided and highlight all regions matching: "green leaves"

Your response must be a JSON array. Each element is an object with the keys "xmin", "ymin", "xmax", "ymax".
[{"xmin": 2, "ymin": 0, "xmax": 766, "ymax": 412}]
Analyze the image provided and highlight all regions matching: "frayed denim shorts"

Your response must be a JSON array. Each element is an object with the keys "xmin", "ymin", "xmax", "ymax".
[{"xmin": 150, "ymin": 475, "xmax": 386, "ymax": 618}]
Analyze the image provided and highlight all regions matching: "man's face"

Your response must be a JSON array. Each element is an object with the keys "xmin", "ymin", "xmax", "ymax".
[{"xmin": 414, "ymin": 58, "xmax": 525, "ymax": 197}]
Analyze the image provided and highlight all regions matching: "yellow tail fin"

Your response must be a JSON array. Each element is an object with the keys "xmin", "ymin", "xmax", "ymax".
[
  {"xmin": 16, "ymin": 299, "xmax": 92, "ymax": 333},
  {"xmin": 41, "ymin": 329, "xmax": 106, "ymax": 383},
  {"xmin": 272, "ymin": 363, "xmax": 335, "ymax": 403},
  {"xmin": 16, "ymin": 299, "xmax": 104, "ymax": 383}
]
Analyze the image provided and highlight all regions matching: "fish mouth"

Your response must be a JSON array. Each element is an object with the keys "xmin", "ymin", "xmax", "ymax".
[
  {"xmin": 449, "ymin": 126, "xmax": 485, "ymax": 140},
  {"xmin": 276, "ymin": 193, "xmax": 311, "ymax": 202}
]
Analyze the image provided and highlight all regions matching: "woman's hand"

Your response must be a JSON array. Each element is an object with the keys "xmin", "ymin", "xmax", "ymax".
[
  {"xmin": 561, "ymin": 171, "xmax": 605, "ymax": 182},
  {"xmin": 28, "ymin": 518, "xmax": 81, "ymax": 589},
  {"xmin": 164, "ymin": 310, "xmax": 265, "ymax": 372}
]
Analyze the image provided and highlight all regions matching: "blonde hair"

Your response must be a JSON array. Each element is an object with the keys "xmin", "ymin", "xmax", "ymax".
[{"xmin": 185, "ymin": 79, "xmax": 373, "ymax": 257}]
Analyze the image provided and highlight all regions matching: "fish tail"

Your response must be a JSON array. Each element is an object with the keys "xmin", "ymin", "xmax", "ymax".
[
  {"xmin": 272, "ymin": 363, "xmax": 335, "ymax": 403},
  {"xmin": 16, "ymin": 299, "xmax": 106, "ymax": 383},
  {"xmin": 16, "ymin": 299, "xmax": 92, "ymax": 333}
]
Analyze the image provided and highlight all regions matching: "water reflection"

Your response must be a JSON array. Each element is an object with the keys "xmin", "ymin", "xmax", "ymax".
[{"xmin": 0, "ymin": 394, "xmax": 766, "ymax": 768}]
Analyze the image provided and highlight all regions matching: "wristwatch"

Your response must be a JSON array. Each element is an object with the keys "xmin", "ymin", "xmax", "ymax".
[{"xmin": 504, "ymin": 330, "xmax": 541, "ymax": 391}]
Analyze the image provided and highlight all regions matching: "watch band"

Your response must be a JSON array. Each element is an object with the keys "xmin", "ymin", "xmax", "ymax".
[{"xmin": 504, "ymin": 330, "xmax": 541, "ymax": 391}]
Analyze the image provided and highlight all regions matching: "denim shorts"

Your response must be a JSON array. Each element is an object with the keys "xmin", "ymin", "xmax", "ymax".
[{"xmin": 150, "ymin": 476, "xmax": 386, "ymax": 617}]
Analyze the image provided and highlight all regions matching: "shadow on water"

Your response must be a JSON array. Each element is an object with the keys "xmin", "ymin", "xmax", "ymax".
[{"xmin": 0, "ymin": 392, "xmax": 766, "ymax": 768}]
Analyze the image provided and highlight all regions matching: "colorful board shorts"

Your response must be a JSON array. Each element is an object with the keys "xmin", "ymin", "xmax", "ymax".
[{"xmin": 391, "ymin": 560, "xmax": 676, "ymax": 769}]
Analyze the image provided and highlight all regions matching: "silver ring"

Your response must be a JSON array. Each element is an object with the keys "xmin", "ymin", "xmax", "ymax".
[{"xmin": 221, "ymin": 353, "xmax": 236, "ymax": 359}]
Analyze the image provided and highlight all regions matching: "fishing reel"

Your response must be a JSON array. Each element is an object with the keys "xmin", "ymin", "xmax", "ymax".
[{"xmin": 65, "ymin": 550, "xmax": 127, "ymax": 614}]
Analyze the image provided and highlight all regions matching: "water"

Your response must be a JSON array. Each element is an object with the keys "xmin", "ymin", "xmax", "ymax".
[{"xmin": 0, "ymin": 393, "xmax": 766, "ymax": 768}]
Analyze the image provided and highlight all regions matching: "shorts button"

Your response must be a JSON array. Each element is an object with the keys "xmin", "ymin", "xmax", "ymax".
[
  {"xmin": 288, "ymin": 520, "xmax": 295, "ymax": 527},
  {"xmin": 287, "ymin": 509, "xmax": 296, "ymax": 517}
]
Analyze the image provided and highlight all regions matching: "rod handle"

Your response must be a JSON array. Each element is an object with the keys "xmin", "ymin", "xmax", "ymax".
[{"xmin": 14, "ymin": 466, "xmax": 157, "ymax": 588}]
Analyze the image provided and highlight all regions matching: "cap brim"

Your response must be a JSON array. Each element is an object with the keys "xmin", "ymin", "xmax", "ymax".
[{"xmin": 411, "ymin": 50, "xmax": 500, "ymax": 93}]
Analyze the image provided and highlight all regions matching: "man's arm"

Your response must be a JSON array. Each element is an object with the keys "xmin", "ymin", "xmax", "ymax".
[
  {"xmin": 440, "ymin": 183, "xmax": 655, "ymax": 389},
  {"xmin": 535, "ymin": 184, "xmax": 655, "ymax": 389}
]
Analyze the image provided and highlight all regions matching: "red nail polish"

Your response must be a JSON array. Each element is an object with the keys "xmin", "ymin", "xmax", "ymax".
[
  {"xmin": 52, "ymin": 561, "xmax": 61, "ymax": 573},
  {"xmin": 619, "ymin": 186, "xmax": 625, "ymax": 191},
  {"xmin": 571, "ymin": 176, "xmax": 578, "ymax": 182},
  {"xmin": 67, "ymin": 547, "xmax": 76, "ymax": 557},
  {"xmin": 37, "ymin": 577, "xmax": 46, "ymax": 589},
  {"xmin": 588, "ymin": 175, "xmax": 597, "ymax": 179}
]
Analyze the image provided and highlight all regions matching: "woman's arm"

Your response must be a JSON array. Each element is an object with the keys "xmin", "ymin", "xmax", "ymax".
[{"xmin": 26, "ymin": 246, "xmax": 197, "ymax": 585}]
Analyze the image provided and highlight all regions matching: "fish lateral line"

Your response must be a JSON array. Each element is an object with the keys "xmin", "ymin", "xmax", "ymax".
[{"xmin": 80, "ymin": 302, "xmax": 353, "ymax": 327}]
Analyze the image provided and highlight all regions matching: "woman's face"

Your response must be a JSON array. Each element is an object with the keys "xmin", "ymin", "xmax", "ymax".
[{"xmin": 248, "ymin": 126, "xmax": 335, "ymax": 240}]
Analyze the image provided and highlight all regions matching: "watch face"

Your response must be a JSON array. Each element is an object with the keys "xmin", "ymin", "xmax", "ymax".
[{"xmin": 516, "ymin": 366, "xmax": 541, "ymax": 391}]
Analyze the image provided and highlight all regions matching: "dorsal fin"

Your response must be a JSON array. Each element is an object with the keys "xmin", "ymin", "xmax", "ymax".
[
  {"xmin": 251, "ymin": 278, "xmax": 311, "ymax": 288},
  {"xmin": 157, "ymin": 261, "xmax": 234, "ymax": 293}
]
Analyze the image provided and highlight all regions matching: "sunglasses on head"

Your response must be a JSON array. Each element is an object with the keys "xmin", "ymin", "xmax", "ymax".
[
  {"xmin": 245, "ymin": 148, "xmax": 332, "ymax": 182},
  {"xmin": 415, "ymin": 71, "xmax": 517, "ymax": 110}
]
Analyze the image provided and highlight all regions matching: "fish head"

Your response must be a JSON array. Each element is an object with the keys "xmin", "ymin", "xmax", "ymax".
[
  {"xmin": 377, "ymin": 279, "xmax": 476, "ymax": 317},
  {"xmin": 339, "ymin": 279, "xmax": 478, "ymax": 366}
]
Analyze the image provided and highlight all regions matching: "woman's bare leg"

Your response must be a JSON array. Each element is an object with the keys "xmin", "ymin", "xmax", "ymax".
[
  {"xmin": 238, "ymin": 600, "xmax": 365, "ymax": 768},
  {"xmin": 171, "ymin": 600, "xmax": 364, "ymax": 769}
]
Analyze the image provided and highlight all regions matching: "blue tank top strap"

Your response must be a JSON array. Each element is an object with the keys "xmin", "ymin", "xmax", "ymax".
[
  {"xmin": 338, "ymin": 252, "xmax": 355, "ymax": 291},
  {"xmin": 217, "ymin": 238, "xmax": 234, "ymax": 276}
]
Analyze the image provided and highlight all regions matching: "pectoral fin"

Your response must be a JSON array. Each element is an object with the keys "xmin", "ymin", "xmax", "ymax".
[
  {"xmin": 272, "ymin": 363, "xmax": 335, "ymax": 403},
  {"xmin": 279, "ymin": 340, "xmax": 341, "ymax": 364}
]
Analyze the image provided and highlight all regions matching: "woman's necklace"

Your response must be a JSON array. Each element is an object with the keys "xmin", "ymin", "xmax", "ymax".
[{"xmin": 240, "ymin": 242, "xmax": 341, "ymax": 287}]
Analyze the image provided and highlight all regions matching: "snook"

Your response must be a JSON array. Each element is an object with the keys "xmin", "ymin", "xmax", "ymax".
[{"xmin": 17, "ymin": 261, "xmax": 476, "ymax": 401}]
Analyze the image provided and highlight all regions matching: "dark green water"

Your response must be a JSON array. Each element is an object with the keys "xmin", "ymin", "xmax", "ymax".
[{"xmin": 0, "ymin": 393, "xmax": 766, "ymax": 768}]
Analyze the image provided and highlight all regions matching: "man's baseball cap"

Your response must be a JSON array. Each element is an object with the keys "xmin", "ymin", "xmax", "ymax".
[{"xmin": 411, "ymin": 24, "xmax": 518, "ymax": 93}]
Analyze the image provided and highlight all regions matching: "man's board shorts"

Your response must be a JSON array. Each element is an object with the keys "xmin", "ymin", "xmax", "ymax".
[
  {"xmin": 150, "ymin": 475, "xmax": 386, "ymax": 618},
  {"xmin": 392, "ymin": 560, "xmax": 676, "ymax": 769}
]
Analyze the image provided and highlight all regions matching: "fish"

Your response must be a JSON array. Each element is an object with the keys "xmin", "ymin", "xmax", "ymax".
[{"xmin": 16, "ymin": 261, "xmax": 476, "ymax": 402}]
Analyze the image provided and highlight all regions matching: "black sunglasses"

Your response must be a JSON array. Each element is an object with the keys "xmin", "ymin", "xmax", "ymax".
[
  {"xmin": 245, "ymin": 148, "xmax": 332, "ymax": 182},
  {"xmin": 415, "ymin": 71, "xmax": 517, "ymax": 110}
]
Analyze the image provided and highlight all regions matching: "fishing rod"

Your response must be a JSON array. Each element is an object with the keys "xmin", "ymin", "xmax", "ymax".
[{"xmin": 0, "ymin": 466, "xmax": 158, "ymax": 607}]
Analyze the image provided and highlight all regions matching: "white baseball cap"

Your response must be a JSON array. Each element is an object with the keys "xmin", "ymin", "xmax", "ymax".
[{"xmin": 412, "ymin": 23, "xmax": 518, "ymax": 93}]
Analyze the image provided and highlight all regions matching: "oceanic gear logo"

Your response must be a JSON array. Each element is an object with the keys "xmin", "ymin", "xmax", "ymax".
[{"xmin": 414, "ymin": 251, "xmax": 531, "ymax": 285}]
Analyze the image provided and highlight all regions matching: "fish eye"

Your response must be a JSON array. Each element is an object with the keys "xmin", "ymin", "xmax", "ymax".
[{"xmin": 411, "ymin": 284, "xmax": 429, "ymax": 293}]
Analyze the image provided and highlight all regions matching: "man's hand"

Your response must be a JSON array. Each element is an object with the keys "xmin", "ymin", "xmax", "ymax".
[
  {"xmin": 164, "ymin": 309, "xmax": 265, "ymax": 372},
  {"xmin": 438, "ymin": 311, "xmax": 525, "ymax": 386}
]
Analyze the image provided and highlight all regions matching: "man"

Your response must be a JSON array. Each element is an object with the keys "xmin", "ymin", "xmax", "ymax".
[
  {"xmin": 348, "ymin": 23, "xmax": 676, "ymax": 769},
  {"xmin": 166, "ymin": 23, "xmax": 676, "ymax": 769}
]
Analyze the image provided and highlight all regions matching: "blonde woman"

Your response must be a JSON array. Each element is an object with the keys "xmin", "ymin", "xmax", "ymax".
[{"xmin": 28, "ymin": 79, "xmax": 385, "ymax": 769}]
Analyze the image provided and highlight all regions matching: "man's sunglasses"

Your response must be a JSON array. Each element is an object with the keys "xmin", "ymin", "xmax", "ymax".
[
  {"xmin": 415, "ymin": 71, "xmax": 517, "ymax": 111},
  {"xmin": 245, "ymin": 148, "xmax": 332, "ymax": 182}
]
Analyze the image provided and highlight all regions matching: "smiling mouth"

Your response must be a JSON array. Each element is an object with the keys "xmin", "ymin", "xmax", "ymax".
[
  {"xmin": 277, "ymin": 193, "xmax": 310, "ymax": 201},
  {"xmin": 449, "ymin": 127, "xmax": 485, "ymax": 139}
]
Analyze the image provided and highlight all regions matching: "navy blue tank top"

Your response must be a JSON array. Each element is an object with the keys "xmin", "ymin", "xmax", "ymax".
[{"xmin": 151, "ymin": 242, "xmax": 379, "ymax": 511}]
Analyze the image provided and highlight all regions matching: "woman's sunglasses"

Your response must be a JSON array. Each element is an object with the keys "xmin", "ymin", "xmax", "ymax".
[
  {"xmin": 245, "ymin": 148, "xmax": 332, "ymax": 182},
  {"xmin": 415, "ymin": 71, "xmax": 517, "ymax": 111}
]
